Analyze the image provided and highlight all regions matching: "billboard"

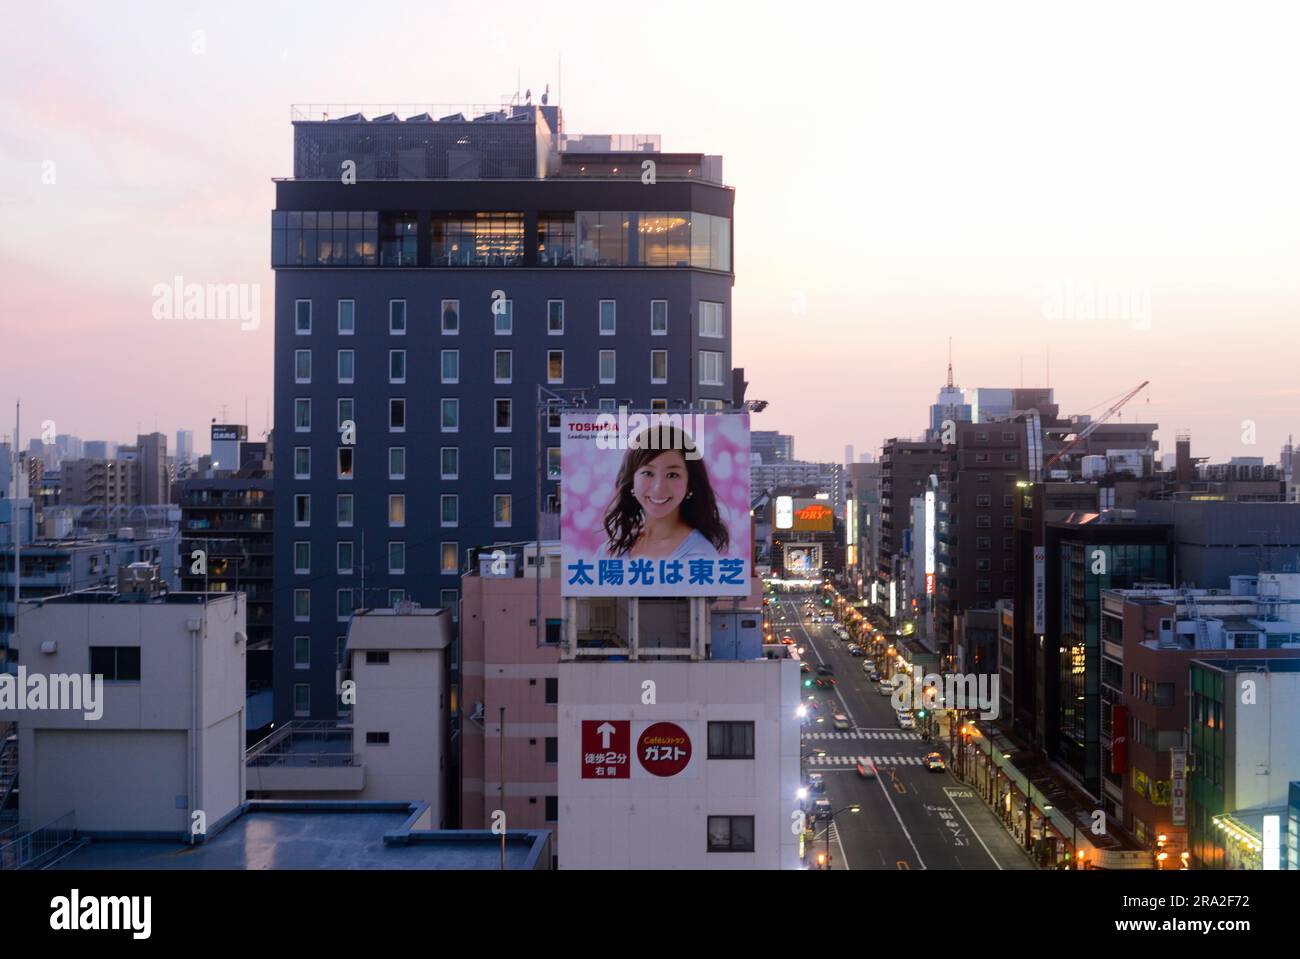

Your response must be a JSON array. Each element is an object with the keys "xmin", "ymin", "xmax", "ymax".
[
  {"xmin": 784, "ymin": 543, "xmax": 821, "ymax": 576},
  {"xmin": 561, "ymin": 411, "xmax": 751, "ymax": 597},
  {"xmin": 774, "ymin": 495, "xmax": 794, "ymax": 530},
  {"xmin": 791, "ymin": 499, "xmax": 834, "ymax": 532},
  {"xmin": 1032, "ymin": 547, "xmax": 1046, "ymax": 633}
]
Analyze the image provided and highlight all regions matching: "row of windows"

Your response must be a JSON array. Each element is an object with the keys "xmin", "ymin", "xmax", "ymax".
[
  {"xmin": 294, "ymin": 538, "xmax": 480, "ymax": 577},
  {"xmin": 972, "ymin": 515, "xmax": 1016, "ymax": 529},
  {"xmin": 293, "ymin": 445, "xmax": 535, "ymax": 481},
  {"xmin": 295, "ymin": 347, "xmax": 673, "ymax": 386},
  {"xmin": 294, "ymin": 298, "xmax": 721, "ymax": 339},
  {"xmin": 294, "ymin": 585, "xmax": 459, "ymax": 621},
  {"xmin": 972, "ymin": 495, "xmax": 1016, "ymax": 508},
  {"xmin": 291, "ymin": 492, "xmax": 509, "ymax": 529},
  {"xmin": 971, "ymin": 452, "xmax": 1019, "ymax": 464},
  {"xmin": 272, "ymin": 210, "xmax": 733, "ymax": 272}
]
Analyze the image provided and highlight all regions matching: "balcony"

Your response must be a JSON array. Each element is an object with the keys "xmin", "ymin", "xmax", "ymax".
[{"xmin": 245, "ymin": 721, "xmax": 364, "ymax": 793}]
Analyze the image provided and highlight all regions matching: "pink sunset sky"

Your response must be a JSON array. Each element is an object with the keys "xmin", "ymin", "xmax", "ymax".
[{"xmin": 3, "ymin": 1, "xmax": 1299, "ymax": 462}]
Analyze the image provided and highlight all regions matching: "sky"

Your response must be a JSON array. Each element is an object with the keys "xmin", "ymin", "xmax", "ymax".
[{"xmin": 2, "ymin": 0, "xmax": 1299, "ymax": 463}]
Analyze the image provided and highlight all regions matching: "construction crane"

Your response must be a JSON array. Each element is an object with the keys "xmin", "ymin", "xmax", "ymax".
[{"xmin": 1042, "ymin": 380, "xmax": 1150, "ymax": 472}]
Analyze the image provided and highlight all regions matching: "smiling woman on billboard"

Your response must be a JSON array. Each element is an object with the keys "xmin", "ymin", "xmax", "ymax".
[{"xmin": 601, "ymin": 423, "xmax": 727, "ymax": 561}]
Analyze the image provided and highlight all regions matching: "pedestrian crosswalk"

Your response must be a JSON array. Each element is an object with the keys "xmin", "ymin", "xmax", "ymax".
[
  {"xmin": 804, "ymin": 754, "xmax": 927, "ymax": 767},
  {"xmin": 803, "ymin": 731, "xmax": 922, "ymax": 741}
]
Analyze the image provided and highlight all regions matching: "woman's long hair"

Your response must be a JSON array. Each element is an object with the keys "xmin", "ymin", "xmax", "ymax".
[{"xmin": 602, "ymin": 424, "xmax": 729, "ymax": 556}]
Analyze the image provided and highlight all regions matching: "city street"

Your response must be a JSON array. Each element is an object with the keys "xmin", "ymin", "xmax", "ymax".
[{"xmin": 782, "ymin": 595, "xmax": 1035, "ymax": 870}]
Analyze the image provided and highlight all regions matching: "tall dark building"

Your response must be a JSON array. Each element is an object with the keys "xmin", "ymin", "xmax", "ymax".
[
  {"xmin": 878, "ymin": 437, "xmax": 952, "ymax": 608},
  {"xmin": 272, "ymin": 102, "xmax": 735, "ymax": 723}
]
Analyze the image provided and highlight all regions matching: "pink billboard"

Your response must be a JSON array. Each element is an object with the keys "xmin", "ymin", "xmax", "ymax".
[{"xmin": 561, "ymin": 411, "xmax": 751, "ymax": 596}]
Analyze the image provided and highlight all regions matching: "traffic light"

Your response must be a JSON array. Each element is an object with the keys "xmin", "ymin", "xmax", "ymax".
[
  {"xmin": 816, "ymin": 852, "xmax": 827, "ymax": 868},
  {"xmin": 917, "ymin": 709, "xmax": 926, "ymax": 719},
  {"xmin": 803, "ymin": 679, "xmax": 812, "ymax": 688}
]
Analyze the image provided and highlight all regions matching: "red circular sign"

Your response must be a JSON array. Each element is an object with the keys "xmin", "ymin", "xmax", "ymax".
[{"xmin": 637, "ymin": 722, "xmax": 692, "ymax": 777}]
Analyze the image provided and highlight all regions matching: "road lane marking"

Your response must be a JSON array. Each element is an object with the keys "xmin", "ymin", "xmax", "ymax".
[
  {"xmin": 944, "ymin": 787, "xmax": 1004, "ymax": 870},
  {"xmin": 874, "ymin": 771, "xmax": 926, "ymax": 869}
]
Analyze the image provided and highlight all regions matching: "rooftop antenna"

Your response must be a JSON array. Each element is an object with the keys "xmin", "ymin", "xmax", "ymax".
[{"xmin": 946, "ymin": 337, "xmax": 954, "ymax": 389}]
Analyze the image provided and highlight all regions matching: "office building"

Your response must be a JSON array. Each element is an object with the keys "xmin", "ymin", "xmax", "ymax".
[
  {"xmin": 751, "ymin": 430, "xmax": 794, "ymax": 465},
  {"xmin": 272, "ymin": 101, "xmax": 736, "ymax": 723}
]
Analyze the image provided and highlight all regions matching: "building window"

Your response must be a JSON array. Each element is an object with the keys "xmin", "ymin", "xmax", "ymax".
[
  {"xmin": 539, "ymin": 216, "xmax": 576, "ymax": 265},
  {"xmin": 976, "ymin": 558, "xmax": 991, "ymax": 572},
  {"xmin": 699, "ymin": 350, "xmax": 725, "ymax": 386},
  {"xmin": 544, "ymin": 619, "xmax": 562, "ymax": 645},
  {"xmin": 1003, "ymin": 452, "xmax": 1018, "ymax": 463},
  {"xmin": 494, "ymin": 349, "xmax": 513, "ymax": 383},
  {"xmin": 1003, "ymin": 495, "xmax": 1014, "ymax": 507},
  {"xmin": 495, "ymin": 398, "xmax": 512, "ymax": 432},
  {"xmin": 1003, "ymin": 536, "xmax": 1014, "ymax": 549},
  {"xmin": 294, "ymin": 494, "xmax": 311, "ymax": 526},
  {"xmin": 545, "ymin": 796, "xmax": 558, "ymax": 822},
  {"xmin": 441, "ymin": 349, "xmax": 459, "ymax": 384},
  {"xmin": 336, "ymin": 589, "xmax": 353, "ymax": 619},
  {"xmin": 336, "ymin": 493, "xmax": 353, "ymax": 527},
  {"xmin": 389, "ymin": 299, "xmax": 407, "ymax": 334},
  {"xmin": 389, "ymin": 447, "xmax": 406, "ymax": 480},
  {"xmin": 337, "ymin": 349, "xmax": 355, "ymax": 384},
  {"xmin": 338, "ymin": 299, "xmax": 355, "ymax": 335},
  {"xmin": 294, "ymin": 398, "xmax": 311, "ymax": 432},
  {"xmin": 494, "ymin": 447, "xmax": 512, "ymax": 480},
  {"xmin": 976, "ymin": 515, "xmax": 991, "ymax": 528},
  {"xmin": 337, "ymin": 398, "xmax": 354, "ymax": 430},
  {"xmin": 294, "ymin": 636, "xmax": 310, "ymax": 669},
  {"xmin": 651, "ymin": 398, "xmax": 667, "ymax": 412},
  {"xmin": 337, "ymin": 541, "xmax": 354, "ymax": 575},
  {"xmin": 975, "ymin": 452, "xmax": 989, "ymax": 463},
  {"xmin": 441, "ymin": 447, "xmax": 459, "ymax": 480},
  {"xmin": 295, "ymin": 349, "xmax": 311, "ymax": 383},
  {"xmin": 389, "ymin": 494, "xmax": 406, "ymax": 527},
  {"xmin": 89, "ymin": 646, "xmax": 141, "ymax": 682},
  {"xmin": 699, "ymin": 301, "xmax": 724, "ymax": 338},
  {"xmin": 494, "ymin": 299, "xmax": 513, "ymax": 335},
  {"xmin": 977, "ymin": 579, "xmax": 991, "ymax": 593},
  {"xmin": 388, "ymin": 541, "xmax": 405, "ymax": 574},
  {"xmin": 545, "ymin": 676, "xmax": 558, "ymax": 703},
  {"xmin": 598, "ymin": 299, "xmax": 616, "ymax": 335},
  {"xmin": 295, "ymin": 300, "xmax": 311, "ymax": 334},
  {"xmin": 388, "ymin": 589, "xmax": 405, "ymax": 608},
  {"xmin": 699, "ymin": 399, "xmax": 724, "ymax": 412},
  {"xmin": 547, "ymin": 447, "xmax": 561, "ymax": 480},
  {"xmin": 390, "ymin": 398, "xmax": 406, "ymax": 432},
  {"xmin": 440, "ymin": 589, "xmax": 459, "ymax": 619},
  {"xmin": 441, "ymin": 299, "xmax": 460, "ymax": 335},
  {"xmin": 441, "ymin": 398, "xmax": 460, "ymax": 432},
  {"xmin": 976, "ymin": 494, "xmax": 991, "ymax": 507},
  {"xmin": 365, "ymin": 650, "xmax": 389, "ymax": 666},
  {"xmin": 977, "ymin": 536, "xmax": 991, "ymax": 550},
  {"xmin": 707, "ymin": 816, "xmax": 755, "ymax": 852},
  {"xmin": 494, "ymin": 494, "xmax": 512, "ymax": 527},
  {"xmin": 337, "ymin": 636, "xmax": 347, "ymax": 667},
  {"xmin": 294, "ymin": 541, "xmax": 311, "ymax": 574},
  {"xmin": 707, "ymin": 721, "xmax": 755, "ymax": 759},
  {"xmin": 975, "ymin": 432, "xmax": 989, "ymax": 442},
  {"xmin": 1002, "ymin": 516, "xmax": 1013, "ymax": 528},
  {"xmin": 431, "ymin": 213, "xmax": 525, "ymax": 266},
  {"xmin": 650, "ymin": 350, "xmax": 668, "ymax": 383},
  {"xmin": 599, "ymin": 350, "xmax": 616, "ymax": 384},
  {"xmin": 545, "ymin": 737, "xmax": 558, "ymax": 764},
  {"xmin": 293, "ymin": 684, "xmax": 310, "ymax": 717},
  {"xmin": 548, "ymin": 350, "xmax": 564, "ymax": 383},
  {"xmin": 651, "ymin": 299, "xmax": 668, "ymax": 335},
  {"xmin": 441, "ymin": 494, "xmax": 459, "ymax": 527},
  {"xmin": 389, "ymin": 349, "xmax": 407, "ymax": 384},
  {"xmin": 337, "ymin": 447, "xmax": 354, "ymax": 479},
  {"xmin": 365, "ymin": 731, "xmax": 391, "ymax": 745},
  {"xmin": 294, "ymin": 588, "xmax": 311, "ymax": 621},
  {"xmin": 294, "ymin": 447, "xmax": 311, "ymax": 480},
  {"xmin": 547, "ymin": 299, "xmax": 564, "ymax": 334},
  {"xmin": 441, "ymin": 542, "xmax": 459, "ymax": 574}
]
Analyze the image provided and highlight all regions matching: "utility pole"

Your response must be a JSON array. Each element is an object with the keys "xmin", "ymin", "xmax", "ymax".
[{"xmin": 499, "ymin": 705, "xmax": 506, "ymax": 870}]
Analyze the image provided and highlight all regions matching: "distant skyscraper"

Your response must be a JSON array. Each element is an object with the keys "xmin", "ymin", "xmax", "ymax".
[
  {"xmin": 176, "ymin": 429, "xmax": 194, "ymax": 467},
  {"xmin": 752, "ymin": 430, "xmax": 795, "ymax": 464},
  {"xmin": 844, "ymin": 444, "xmax": 854, "ymax": 466}
]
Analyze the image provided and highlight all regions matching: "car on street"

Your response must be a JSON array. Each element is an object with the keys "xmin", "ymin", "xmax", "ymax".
[
  {"xmin": 877, "ymin": 680, "xmax": 894, "ymax": 696},
  {"xmin": 869, "ymin": 671, "xmax": 882, "ymax": 682},
  {"xmin": 815, "ymin": 676, "xmax": 838, "ymax": 689},
  {"xmin": 848, "ymin": 644, "xmax": 864, "ymax": 657},
  {"xmin": 924, "ymin": 752, "xmax": 945, "ymax": 772},
  {"xmin": 800, "ymin": 661, "xmax": 812, "ymax": 674},
  {"xmin": 897, "ymin": 712, "xmax": 916, "ymax": 730},
  {"xmin": 832, "ymin": 712, "xmax": 850, "ymax": 731},
  {"xmin": 814, "ymin": 663, "xmax": 834, "ymax": 676},
  {"xmin": 855, "ymin": 760, "xmax": 877, "ymax": 779},
  {"xmin": 862, "ymin": 660, "xmax": 875, "ymax": 671}
]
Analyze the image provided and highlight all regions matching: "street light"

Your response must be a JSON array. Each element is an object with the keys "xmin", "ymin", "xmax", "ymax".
[{"xmin": 814, "ymin": 803, "xmax": 862, "ymax": 870}]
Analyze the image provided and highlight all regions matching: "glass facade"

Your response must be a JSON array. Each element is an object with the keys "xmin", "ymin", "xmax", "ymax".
[{"xmin": 274, "ymin": 209, "xmax": 732, "ymax": 271}]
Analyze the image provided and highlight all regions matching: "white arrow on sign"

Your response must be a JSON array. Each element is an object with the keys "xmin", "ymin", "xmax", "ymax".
[{"xmin": 597, "ymin": 722, "xmax": 616, "ymax": 748}]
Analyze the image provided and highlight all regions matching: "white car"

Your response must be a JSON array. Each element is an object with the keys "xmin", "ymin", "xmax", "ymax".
[
  {"xmin": 897, "ymin": 712, "xmax": 916, "ymax": 730},
  {"xmin": 878, "ymin": 682, "xmax": 895, "ymax": 697},
  {"xmin": 832, "ymin": 712, "xmax": 851, "ymax": 731}
]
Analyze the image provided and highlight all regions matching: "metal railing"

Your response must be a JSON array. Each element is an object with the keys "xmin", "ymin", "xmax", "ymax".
[
  {"xmin": 0, "ymin": 810, "xmax": 77, "ymax": 870},
  {"xmin": 245, "ymin": 721, "xmax": 356, "ymax": 767}
]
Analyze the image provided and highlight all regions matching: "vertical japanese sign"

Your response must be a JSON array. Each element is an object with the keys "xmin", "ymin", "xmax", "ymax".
[
  {"xmin": 1033, "ymin": 547, "xmax": 1046, "ymax": 633},
  {"xmin": 561, "ymin": 411, "xmax": 751, "ymax": 597},
  {"xmin": 581, "ymin": 720, "xmax": 630, "ymax": 779},
  {"xmin": 1170, "ymin": 748, "xmax": 1187, "ymax": 826}
]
